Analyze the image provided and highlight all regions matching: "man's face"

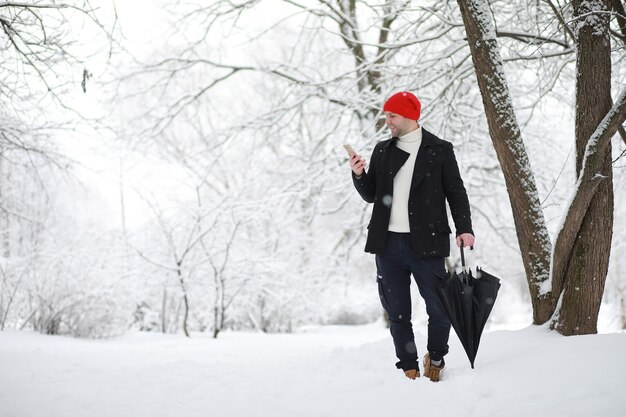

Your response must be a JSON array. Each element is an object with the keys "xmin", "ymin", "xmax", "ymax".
[{"xmin": 384, "ymin": 112, "xmax": 413, "ymax": 137}]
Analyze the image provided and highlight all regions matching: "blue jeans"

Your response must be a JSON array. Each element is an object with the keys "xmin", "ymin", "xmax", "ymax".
[{"xmin": 375, "ymin": 232, "xmax": 450, "ymax": 371}]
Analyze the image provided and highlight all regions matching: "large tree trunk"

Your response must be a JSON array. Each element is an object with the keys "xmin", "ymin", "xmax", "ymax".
[
  {"xmin": 456, "ymin": 0, "xmax": 626, "ymax": 333},
  {"xmin": 455, "ymin": 0, "xmax": 553, "ymax": 322},
  {"xmin": 552, "ymin": 0, "xmax": 614, "ymax": 334}
]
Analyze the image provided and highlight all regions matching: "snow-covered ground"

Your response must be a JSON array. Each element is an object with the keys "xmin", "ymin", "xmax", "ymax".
[{"xmin": 1, "ymin": 322, "xmax": 625, "ymax": 417}]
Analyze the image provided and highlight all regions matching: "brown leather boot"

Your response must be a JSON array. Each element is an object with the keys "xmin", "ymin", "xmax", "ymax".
[
  {"xmin": 404, "ymin": 368, "xmax": 420, "ymax": 380},
  {"xmin": 423, "ymin": 353, "xmax": 445, "ymax": 382}
]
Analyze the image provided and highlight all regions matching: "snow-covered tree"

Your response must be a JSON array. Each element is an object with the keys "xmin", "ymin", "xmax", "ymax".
[{"xmin": 456, "ymin": 0, "xmax": 626, "ymax": 334}]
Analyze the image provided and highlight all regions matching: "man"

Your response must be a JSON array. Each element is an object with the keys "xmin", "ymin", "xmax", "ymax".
[{"xmin": 349, "ymin": 91, "xmax": 475, "ymax": 382}]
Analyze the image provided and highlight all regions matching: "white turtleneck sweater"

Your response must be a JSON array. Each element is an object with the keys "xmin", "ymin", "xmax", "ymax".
[{"xmin": 388, "ymin": 127, "xmax": 422, "ymax": 233}]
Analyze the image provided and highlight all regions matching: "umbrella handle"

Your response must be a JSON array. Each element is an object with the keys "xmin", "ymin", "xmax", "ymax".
[
  {"xmin": 460, "ymin": 240, "xmax": 465, "ymax": 270},
  {"xmin": 460, "ymin": 242, "xmax": 466, "ymax": 268},
  {"xmin": 459, "ymin": 241, "xmax": 474, "ymax": 269}
]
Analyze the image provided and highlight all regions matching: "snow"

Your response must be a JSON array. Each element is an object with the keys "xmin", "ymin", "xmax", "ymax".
[
  {"xmin": 575, "ymin": 1, "xmax": 611, "ymax": 37},
  {"xmin": 1, "ymin": 323, "xmax": 625, "ymax": 417}
]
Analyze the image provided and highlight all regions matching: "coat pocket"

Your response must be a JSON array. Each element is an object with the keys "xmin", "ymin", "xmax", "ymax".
[{"xmin": 376, "ymin": 274, "xmax": 390, "ymax": 313}]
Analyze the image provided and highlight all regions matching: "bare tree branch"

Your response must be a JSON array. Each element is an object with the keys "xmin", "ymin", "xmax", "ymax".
[
  {"xmin": 495, "ymin": 30, "xmax": 570, "ymax": 49},
  {"xmin": 612, "ymin": 0, "xmax": 626, "ymax": 38}
]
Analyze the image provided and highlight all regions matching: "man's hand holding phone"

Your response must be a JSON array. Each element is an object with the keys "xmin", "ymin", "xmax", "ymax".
[{"xmin": 344, "ymin": 144, "xmax": 366, "ymax": 176}]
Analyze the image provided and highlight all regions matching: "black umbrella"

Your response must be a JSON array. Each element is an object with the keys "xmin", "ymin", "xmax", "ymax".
[{"xmin": 437, "ymin": 244, "xmax": 501, "ymax": 368}]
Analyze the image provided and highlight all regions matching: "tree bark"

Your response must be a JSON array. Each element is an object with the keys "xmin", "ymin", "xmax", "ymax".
[
  {"xmin": 552, "ymin": 0, "xmax": 614, "ymax": 334},
  {"xmin": 455, "ymin": 0, "xmax": 553, "ymax": 323}
]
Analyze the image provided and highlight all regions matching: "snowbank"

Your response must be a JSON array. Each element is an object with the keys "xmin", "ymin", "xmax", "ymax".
[{"xmin": 1, "ymin": 323, "xmax": 625, "ymax": 417}]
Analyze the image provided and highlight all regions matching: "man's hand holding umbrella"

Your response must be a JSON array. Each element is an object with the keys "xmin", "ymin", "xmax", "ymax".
[{"xmin": 456, "ymin": 233, "xmax": 475, "ymax": 248}]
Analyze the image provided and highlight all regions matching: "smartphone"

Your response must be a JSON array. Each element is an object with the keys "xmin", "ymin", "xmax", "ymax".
[{"xmin": 343, "ymin": 144, "xmax": 356, "ymax": 158}]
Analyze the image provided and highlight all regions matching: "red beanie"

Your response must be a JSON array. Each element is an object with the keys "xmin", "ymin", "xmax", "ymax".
[{"xmin": 383, "ymin": 92, "xmax": 421, "ymax": 121}]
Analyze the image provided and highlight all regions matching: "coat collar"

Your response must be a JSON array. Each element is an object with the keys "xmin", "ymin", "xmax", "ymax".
[
  {"xmin": 382, "ymin": 128, "xmax": 442, "ymax": 151},
  {"xmin": 377, "ymin": 128, "xmax": 447, "ymax": 187},
  {"xmin": 420, "ymin": 128, "xmax": 443, "ymax": 148}
]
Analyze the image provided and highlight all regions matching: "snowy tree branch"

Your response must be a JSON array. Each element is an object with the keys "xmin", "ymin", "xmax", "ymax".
[
  {"xmin": 495, "ymin": 30, "xmax": 571, "ymax": 49},
  {"xmin": 613, "ymin": 0, "xmax": 626, "ymax": 38},
  {"xmin": 549, "ymin": 89, "xmax": 626, "ymax": 298}
]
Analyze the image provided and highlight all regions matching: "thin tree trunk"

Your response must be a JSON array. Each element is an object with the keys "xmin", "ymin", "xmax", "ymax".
[
  {"xmin": 161, "ymin": 287, "xmax": 168, "ymax": 333},
  {"xmin": 0, "ymin": 155, "xmax": 9, "ymax": 258},
  {"xmin": 455, "ymin": 0, "xmax": 553, "ymax": 322},
  {"xmin": 212, "ymin": 263, "xmax": 221, "ymax": 339},
  {"xmin": 219, "ymin": 274, "xmax": 226, "ymax": 335},
  {"xmin": 620, "ymin": 293, "xmax": 626, "ymax": 330},
  {"xmin": 176, "ymin": 264, "xmax": 191, "ymax": 337},
  {"xmin": 0, "ymin": 269, "xmax": 24, "ymax": 330},
  {"xmin": 553, "ymin": 0, "xmax": 614, "ymax": 334},
  {"xmin": 118, "ymin": 154, "xmax": 127, "ymax": 237}
]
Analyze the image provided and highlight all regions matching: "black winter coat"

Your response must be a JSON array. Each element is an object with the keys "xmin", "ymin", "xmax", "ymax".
[{"xmin": 352, "ymin": 129, "xmax": 473, "ymax": 258}]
